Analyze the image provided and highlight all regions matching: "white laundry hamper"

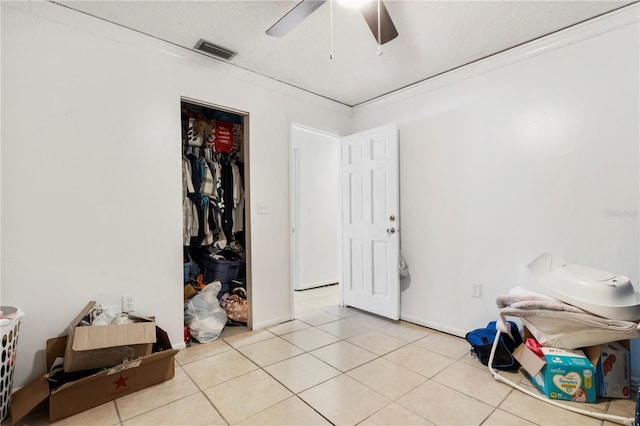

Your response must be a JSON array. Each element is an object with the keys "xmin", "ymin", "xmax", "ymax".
[{"xmin": 1, "ymin": 307, "xmax": 25, "ymax": 422}]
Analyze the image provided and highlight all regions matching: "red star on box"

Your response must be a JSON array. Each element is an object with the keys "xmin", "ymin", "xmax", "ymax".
[{"xmin": 112, "ymin": 374, "xmax": 129, "ymax": 390}]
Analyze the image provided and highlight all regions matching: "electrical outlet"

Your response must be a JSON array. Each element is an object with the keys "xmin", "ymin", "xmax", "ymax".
[
  {"xmin": 122, "ymin": 294, "xmax": 136, "ymax": 313},
  {"xmin": 470, "ymin": 282, "xmax": 481, "ymax": 298}
]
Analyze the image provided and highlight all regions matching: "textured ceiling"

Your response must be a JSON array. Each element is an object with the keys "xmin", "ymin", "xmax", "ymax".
[{"xmin": 55, "ymin": 0, "xmax": 634, "ymax": 106}]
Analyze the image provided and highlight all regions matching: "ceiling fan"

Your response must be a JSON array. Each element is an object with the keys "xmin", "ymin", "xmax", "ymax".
[{"xmin": 266, "ymin": 0, "xmax": 398, "ymax": 45}]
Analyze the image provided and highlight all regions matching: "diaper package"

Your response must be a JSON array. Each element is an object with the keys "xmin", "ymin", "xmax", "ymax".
[
  {"xmin": 519, "ymin": 346, "xmax": 597, "ymax": 403},
  {"xmin": 596, "ymin": 341, "xmax": 631, "ymax": 398}
]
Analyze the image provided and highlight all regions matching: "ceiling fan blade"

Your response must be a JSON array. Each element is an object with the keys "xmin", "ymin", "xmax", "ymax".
[
  {"xmin": 266, "ymin": 0, "xmax": 327, "ymax": 37},
  {"xmin": 360, "ymin": 0, "xmax": 398, "ymax": 45}
]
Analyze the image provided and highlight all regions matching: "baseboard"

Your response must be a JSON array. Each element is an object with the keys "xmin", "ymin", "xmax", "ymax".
[
  {"xmin": 252, "ymin": 315, "xmax": 292, "ymax": 330},
  {"xmin": 400, "ymin": 316, "xmax": 640, "ymax": 394},
  {"xmin": 172, "ymin": 341, "xmax": 187, "ymax": 351},
  {"xmin": 295, "ymin": 281, "xmax": 338, "ymax": 291},
  {"xmin": 399, "ymin": 313, "xmax": 467, "ymax": 338}
]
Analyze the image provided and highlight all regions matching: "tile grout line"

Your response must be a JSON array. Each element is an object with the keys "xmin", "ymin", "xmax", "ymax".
[
  {"xmin": 222, "ymin": 317, "xmax": 345, "ymax": 425},
  {"xmin": 200, "ymin": 389, "xmax": 233, "ymax": 425},
  {"xmin": 175, "ymin": 289, "xmax": 632, "ymax": 426},
  {"xmin": 173, "ymin": 362, "xmax": 232, "ymax": 425},
  {"xmin": 294, "ymin": 303, "xmax": 530, "ymax": 425},
  {"xmin": 226, "ymin": 303, "xmax": 437, "ymax": 425},
  {"xmin": 196, "ymin": 312, "xmax": 529, "ymax": 425},
  {"xmin": 286, "ymin": 317, "xmax": 444, "ymax": 425}
]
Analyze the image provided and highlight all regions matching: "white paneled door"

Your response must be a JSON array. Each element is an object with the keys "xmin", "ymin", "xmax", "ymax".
[{"xmin": 342, "ymin": 123, "xmax": 399, "ymax": 320}]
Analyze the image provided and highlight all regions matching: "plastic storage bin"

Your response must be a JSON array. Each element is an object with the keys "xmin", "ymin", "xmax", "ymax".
[
  {"xmin": 200, "ymin": 255, "xmax": 241, "ymax": 284},
  {"xmin": 1, "ymin": 306, "xmax": 24, "ymax": 422}
]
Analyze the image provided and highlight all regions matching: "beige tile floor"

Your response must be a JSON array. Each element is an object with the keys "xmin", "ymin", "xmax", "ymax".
[{"xmin": 10, "ymin": 284, "xmax": 637, "ymax": 425}]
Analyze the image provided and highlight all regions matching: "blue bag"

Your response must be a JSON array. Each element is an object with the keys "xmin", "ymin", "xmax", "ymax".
[{"xmin": 465, "ymin": 321, "xmax": 522, "ymax": 371}]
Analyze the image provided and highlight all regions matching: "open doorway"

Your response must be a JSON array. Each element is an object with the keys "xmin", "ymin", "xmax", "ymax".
[{"xmin": 290, "ymin": 124, "xmax": 341, "ymax": 317}]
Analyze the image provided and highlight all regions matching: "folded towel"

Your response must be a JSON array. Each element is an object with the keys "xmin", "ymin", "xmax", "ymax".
[{"xmin": 496, "ymin": 289, "xmax": 640, "ymax": 348}]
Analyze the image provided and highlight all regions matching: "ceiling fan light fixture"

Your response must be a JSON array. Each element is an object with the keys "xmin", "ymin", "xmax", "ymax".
[
  {"xmin": 267, "ymin": 0, "xmax": 397, "ymax": 46},
  {"xmin": 337, "ymin": 0, "xmax": 371, "ymax": 9},
  {"xmin": 194, "ymin": 39, "xmax": 236, "ymax": 60}
]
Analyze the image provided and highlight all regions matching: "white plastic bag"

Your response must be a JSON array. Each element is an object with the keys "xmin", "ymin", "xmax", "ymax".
[
  {"xmin": 399, "ymin": 253, "xmax": 409, "ymax": 279},
  {"xmin": 184, "ymin": 281, "xmax": 227, "ymax": 343},
  {"xmin": 90, "ymin": 304, "xmax": 120, "ymax": 325}
]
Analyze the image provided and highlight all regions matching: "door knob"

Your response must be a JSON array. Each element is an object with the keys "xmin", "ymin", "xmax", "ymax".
[{"xmin": 386, "ymin": 227, "xmax": 396, "ymax": 234}]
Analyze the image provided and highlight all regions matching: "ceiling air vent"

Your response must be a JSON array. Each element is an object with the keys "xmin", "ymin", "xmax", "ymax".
[{"xmin": 194, "ymin": 39, "xmax": 236, "ymax": 60}]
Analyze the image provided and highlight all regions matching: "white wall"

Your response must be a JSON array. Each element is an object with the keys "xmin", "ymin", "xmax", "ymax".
[
  {"xmin": 0, "ymin": 2, "xmax": 352, "ymax": 388},
  {"xmin": 353, "ymin": 4, "xmax": 640, "ymax": 344},
  {"xmin": 3, "ymin": 0, "xmax": 639, "ymax": 392},
  {"xmin": 292, "ymin": 126, "xmax": 341, "ymax": 290}
]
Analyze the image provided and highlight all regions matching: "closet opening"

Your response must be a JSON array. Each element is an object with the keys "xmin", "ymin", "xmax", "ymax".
[{"xmin": 181, "ymin": 98, "xmax": 252, "ymax": 342}]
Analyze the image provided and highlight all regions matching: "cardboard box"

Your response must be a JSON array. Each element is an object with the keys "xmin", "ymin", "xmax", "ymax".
[
  {"xmin": 514, "ymin": 344, "xmax": 598, "ymax": 403},
  {"xmin": 64, "ymin": 301, "xmax": 157, "ymax": 372},
  {"xmin": 596, "ymin": 341, "xmax": 631, "ymax": 398},
  {"xmin": 184, "ymin": 284, "xmax": 197, "ymax": 301},
  {"xmin": 10, "ymin": 326, "xmax": 178, "ymax": 424}
]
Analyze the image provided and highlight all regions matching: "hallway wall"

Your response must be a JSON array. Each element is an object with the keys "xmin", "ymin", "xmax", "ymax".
[{"xmin": 292, "ymin": 126, "xmax": 341, "ymax": 290}]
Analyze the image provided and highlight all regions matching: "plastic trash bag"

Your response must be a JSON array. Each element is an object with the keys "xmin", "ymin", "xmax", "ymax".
[
  {"xmin": 184, "ymin": 281, "xmax": 228, "ymax": 343},
  {"xmin": 89, "ymin": 304, "xmax": 120, "ymax": 325},
  {"xmin": 220, "ymin": 293, "xmax": 248, "ymax": 324},
  {"xmin": 399, "ymin": 253, "xmax": 409, "ymax": 279}
]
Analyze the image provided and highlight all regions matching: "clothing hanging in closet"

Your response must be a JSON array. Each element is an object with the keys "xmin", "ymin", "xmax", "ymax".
[{"xmin": 182, "ymin": 147, "xmax": 244, "ymax": 250}]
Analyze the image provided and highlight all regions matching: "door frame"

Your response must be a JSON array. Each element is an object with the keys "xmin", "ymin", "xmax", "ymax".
[
  {"xmin": 289, "ymin": 123, "xmax": 343, "ymax": 317},
  {"xmin": 180, "ymin": 96, "xmax": 253, "ymax": 329}
]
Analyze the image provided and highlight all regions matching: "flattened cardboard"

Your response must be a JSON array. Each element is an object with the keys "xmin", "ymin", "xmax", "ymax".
[
  {"xmin": 513, "ymin": 343, "xmax": 546, "ymax": 376},
  {"xmin": 63, "ymin": 301, "xmax": 156, "ymax": 372},
  {"xmin": 72, "ymin": 321, "xmax": 156, "ymax": 350},
  {"xmin": 8, "ymin": 375, "xmax": 49, "ymax": 425},
  {"xmin": 11, "ymin": 326, "xmax": 177, "ymax": 425}
]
